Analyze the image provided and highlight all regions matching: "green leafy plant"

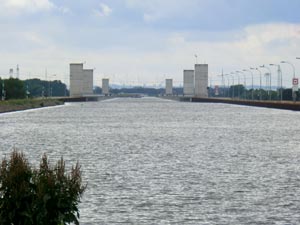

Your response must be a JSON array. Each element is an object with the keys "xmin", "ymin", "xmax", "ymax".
[{"xmin": 0, "ymin": 150, "xmax": 86, "ymax": 225}]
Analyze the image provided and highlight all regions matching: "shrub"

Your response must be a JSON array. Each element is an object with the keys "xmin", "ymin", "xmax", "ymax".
[{"xmin": 0, "ymin": 150, "xmax": 86, "ymax": 225}]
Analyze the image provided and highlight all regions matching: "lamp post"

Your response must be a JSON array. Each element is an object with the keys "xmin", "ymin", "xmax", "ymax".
[
  {"xmin": 226, "ymin": 74, "xmax": 234, "ymax": 98},
  {"xmin": 1, "ymin": 78, "xmax": 5, "ymax": 101},
  {"xmin": 232, "ymin": 72, "xmax": 240, "ymax": 99},
  {"xmin": 281, "ymin": 61, "xmax": 296, "ymax": 101},
  {"xmin": 218, "ymin": 74, "xmax": 226, "ymax": 97},
  {"xmin": 222, "ymin": 73, "xmax": 225, "ymax": 98},
  {"xmin": 230, "ymin": 74, "xmax": 235, "ymax": 99},
  {"xmin": 224, "ymin": 74, "xmax": 230, "ymax": 98},
  {"xmin": 252, "ymin": 68, "xmax": 262, "ymax": 100},
  {"xmin": 50, "ymin": 74, "xmax": 57, "ymax": 97},
  {"xmin": 194, "ymin": 54, "xmax": 198, "ymax": 64},
  {"xmin": 281, "ymin": 61, "xmax": 295, "ymax": 78},
  {"xmin": 237, "ymin": 71, "xmax": 246, "ymax": 99},
  {"xmin": 270, "ymin": 63, "xmax": 282, "ymax": 101},
  {"xmin": 244, "ymin": 69, "xmax": 254, "ymax": 100},
  {"xmin": 260, "ymin": 65, "xmax": 272, "ymax": 100},
  {"xmin": 225, "ymin": 75, "xmax": 230, "ymax": 98}
]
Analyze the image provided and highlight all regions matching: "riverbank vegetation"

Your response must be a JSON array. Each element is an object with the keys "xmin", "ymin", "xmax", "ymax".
[
  {"xmin": 208, "ymin": 84, "xmax": 299, "ymax": 101},
  {"xmin": 0, "ymin": 77, "xmax": 68, "ymax": 99},
  {"xmin": 0, "ymin": 98, "xmax": 64, "ymax": 113},
  {"xmin": 0, "ymin": 150, "xmax": 86, "ymax": 225}
]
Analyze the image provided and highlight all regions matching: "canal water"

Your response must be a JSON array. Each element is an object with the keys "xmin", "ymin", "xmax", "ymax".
[{"xmin": 1, "ymin": 97, "xmax": 300, "ymax": 224}]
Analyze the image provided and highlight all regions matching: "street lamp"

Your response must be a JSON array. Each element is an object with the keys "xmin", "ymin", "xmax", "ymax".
[
  {"xmin": 224, "ymin": 75, "xmax": 229, "ymax": 98},
  {"xmin": 251, "ymin": 68, "xmax": 262, "ymax": 100},
  {"xmin": 50, "ymin": 74, "xmax": 57, "ymax": 97},
  {"xmin": 237, "ymin": 71, "xmax": 246, "ymax": 99},
  {"xmin": 1, "ymin": 78, "xmax": 5, "ymax": 101},
  {"xmin": 194, "ymin": 54, "xmax": 198, "ymax": 64},
  {"xmin": 270, "ymin": 63, "xmax": 282, "ymax": 101},
  {"xmin": 230, "ymin": 74, "xmax": 235, "ymax": 99},
  {"xmin": 224, "ymin": 74, "xmax": 230, "ymax": 98},
  {"xmin": 226, "ymin": 74, "xmax": 234, "ymax": 98},
  {"xmin": 244, "ymin": 69, "xmax": 254, "ymax": 100},
  {"xmin": 233, "ymin": 71, "xmax": 240, "ymax": 99},
  {"xmin": 260, "ymin": 65, "xmax": 272, "ymax": 100},
  {"xmin": 281, "ymin": 60, "xmax": 296, "ymax": 101},
  {"xmin": 218, "ymin": 74, "xmax": 226, "ymax": 97},
  {"xmin": 281, "ymin": 61, "xmax": 295, "ymax": 78}
]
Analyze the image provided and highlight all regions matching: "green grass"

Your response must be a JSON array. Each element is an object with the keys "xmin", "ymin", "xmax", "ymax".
[
  {"xmin": 0, "ymin": 98, "xmax": 64, "ymax": 113},
  {"xmin": 0, "ymin": 98, "xmax": 62, "ymax": 105}
]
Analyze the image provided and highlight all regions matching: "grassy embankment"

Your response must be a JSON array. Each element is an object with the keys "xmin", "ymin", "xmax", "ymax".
[{"xmin": 0, "ymin": 98, "xmax": 64, "ymax": 113}]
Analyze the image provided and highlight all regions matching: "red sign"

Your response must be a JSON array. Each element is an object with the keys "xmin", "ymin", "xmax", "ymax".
[{"xmin": 293, "ymin": 78, "xmax": 298, "ymax": 85}]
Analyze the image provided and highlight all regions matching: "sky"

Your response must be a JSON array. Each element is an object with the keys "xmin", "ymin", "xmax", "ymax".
[{"xmin": 0, "ymin": 0, "xmax": 300, "ymax": 87}]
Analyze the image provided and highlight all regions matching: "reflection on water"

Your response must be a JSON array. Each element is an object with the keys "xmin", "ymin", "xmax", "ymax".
[{"xmin": 1, "ymin": 97, "xmax": 300, "ymax": 224}]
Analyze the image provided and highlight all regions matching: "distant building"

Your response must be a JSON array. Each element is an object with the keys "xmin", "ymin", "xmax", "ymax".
[
  {"xmin": 165, "ymin": 79, "xmax": 173, "ymax": 96},
  {"xmin": 69, "ymin": 63, "xmax": 94, "ymax": 97},
  {"xmin": 194, "ymin": 64, "xmax": 208, "ymax": 97},
  {"xmin": 102, "ymin": 78, "xmax": 109, "ymax": 96},
  {"xmin": 183, "ymin": 70, "xmax": 194, "ymax": 96}
]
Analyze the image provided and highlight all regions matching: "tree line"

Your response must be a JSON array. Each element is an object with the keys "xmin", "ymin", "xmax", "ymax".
[
  {"xmin": 0, "ymin": 78, "xmax": 68, "ymax": 100},
  {"xmin": 209, "ymin": 84, "xmax": 299, "ymax": 101},
  {"xmin": 94, "ymin": 86, "xmax": 183, "ymax": 96},
  {"xmin": 1, "ymin": 77, "xmax": 297, "ymax": 101}
]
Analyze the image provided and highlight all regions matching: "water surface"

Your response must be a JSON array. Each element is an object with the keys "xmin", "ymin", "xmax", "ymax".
[{"xmin": 1, "ymin": 97, "xmax": 300, "ymax": 224}]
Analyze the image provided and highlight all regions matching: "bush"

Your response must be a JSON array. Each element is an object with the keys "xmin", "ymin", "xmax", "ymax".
[{"xmin": 0, "ymin": 150, "xmax": 86, "ymax": 225}]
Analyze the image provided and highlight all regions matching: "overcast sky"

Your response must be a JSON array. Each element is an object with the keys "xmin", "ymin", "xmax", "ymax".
[{"xmin": 1, "ymin": 0, "xmax": 300, "ymax": 87}]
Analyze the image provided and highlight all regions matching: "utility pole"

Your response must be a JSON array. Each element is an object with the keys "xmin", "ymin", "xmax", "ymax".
[
  {"xmin": 16, "ymin": 64, "xmax": 19, "ymax": 79},
  {"xmin": 281, "ymin": 61, "xmax": 296, "ymax": 101},
  {"xmin": 2, "ymin": 79, "xmax": 5, "ymax": 101}
]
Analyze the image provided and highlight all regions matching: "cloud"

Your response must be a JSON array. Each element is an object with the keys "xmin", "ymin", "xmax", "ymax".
[
  {"xmin": 0, "ymin": 13, "xmax": 299, "ymax": 88},
  {"xmin": 3, "ymin": 0, "xmax": 54, "ymax": 13},
  {"xmin": 88, "ymin": 22, "xmax": 300, "ymax": 85},
  {"xmin": 124, "ymin": 0, "xmax": 211, "ymax": 23},
  {"xmin": 57, "ymin": 6, "xmax": 71, "ymax": 14},
  {"xmin": 93, "ymin": 3, "xmax": 112, "ymax": 17}
]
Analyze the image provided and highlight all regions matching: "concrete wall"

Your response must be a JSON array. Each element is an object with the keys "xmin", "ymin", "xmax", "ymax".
[
  {"xmin": 102, "ymin": 78, "xmax": 109, "ymax": 96},
  {"xmin": 83, "ymin": 69, "xmax": 93, "ymax": 95},
  {"xmin": 165, "ymin": 79, "xmax": 173, "ymax": 95},
  {"xmin": 194, "ymin": 64, "xmax": 208, "ymax": 97},
  {"xmin": 183, "ymin": 70, "xmax": 194, "ymax": 96},
  {"xmin": 70, "ymin": 63, "xmax": 84, "ymax": 97}
]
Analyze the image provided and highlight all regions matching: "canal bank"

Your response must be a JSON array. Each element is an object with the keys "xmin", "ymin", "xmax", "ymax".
[
  {"xmin": 0, "ymin": 99, "xmax": 64, "ymax": 114},
  {"xmin": 0, "ymin": 96, "xmax": 117, "ymax": 114},
  {"xmin": 180, "ymin": 97, "xmax": 300, "ymax": 111}
]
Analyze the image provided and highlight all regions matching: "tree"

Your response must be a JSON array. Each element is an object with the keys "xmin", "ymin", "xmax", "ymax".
[
  {"xmin": 94, "ymin": 86, "xmax": 102, "ymax": 94},
  {"xmin": 0, "ymin": 150, "xmax": 86, "ymax": 225},
  {"xmin": 49, "ymin": 80, "xmax": 68, "ymax": 96},
  {"xmin": 4, "ymin": 78, "xmax": 26, "ymax": 99},
  {"xmin": 228, "ymin": 84, "xmax": 245, "ymax": 98},
  {"xmin": 25, "ymin": 79, "xmax": 68, "ymax": 97},
  {"xmin": 0, "ymin": 77, "xmax": 3, "ymax": 99}
]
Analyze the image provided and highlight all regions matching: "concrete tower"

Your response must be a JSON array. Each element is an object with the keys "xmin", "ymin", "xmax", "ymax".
[
  {"xmin": 194, "ymin": 64, "xmax": 208, "ymax": 97},
  {"xmin": 183, "ymin": 70, "xmax": 194, "ymax": 96},
  {"xmin": 102, "ymin": 78, "xmax": 109, "ymax": 96},
  {"xmin": 70, "ymin": 63, "xmax": 94, "ymax": 97},
  {"xmin": 165, "ymin": 79, "xmax": 173, "ymax": 96},
  {"xmin": 70, "ymin": 63, "xmax": 84, "ymax": 97},
  {"xmin": 83, "ymin": 69, "xmax": 93, "ymax": 95}
]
